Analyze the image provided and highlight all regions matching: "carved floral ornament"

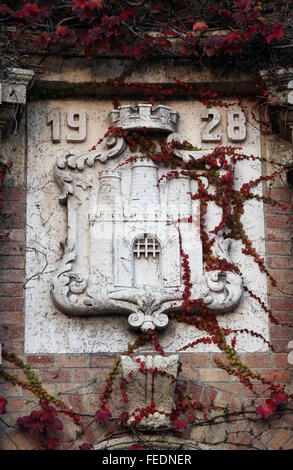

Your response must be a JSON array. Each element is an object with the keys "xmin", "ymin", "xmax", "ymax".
[{"xmin": 52, "ymin": 104, "xmax": 243, "ymax": 332}]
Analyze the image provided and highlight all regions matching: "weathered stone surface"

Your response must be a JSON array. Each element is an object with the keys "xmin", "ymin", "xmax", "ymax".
[
  {"xmin": 0, "ymin": 68, "xmax": 34, "ymax": 140},
  {"xmin": 25, "ymin": 99, "xmax": 268, "ymax": 353},
  {"xmin": 121, "ymin": 354, "xmax": 179, "ymax": 429},
  {"xmin": 94, "ymin": 434, "xmax": 214, "ymax": 450}
]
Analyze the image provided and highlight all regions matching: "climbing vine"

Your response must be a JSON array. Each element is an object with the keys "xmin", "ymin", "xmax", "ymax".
[{"xmin": 0, "ymin": 0, "xmax": 293, "ymax": 451}]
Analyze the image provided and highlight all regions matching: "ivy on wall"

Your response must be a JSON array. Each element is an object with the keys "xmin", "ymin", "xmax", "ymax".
[{"xmin": 0, "ymin": 0, "xmax": 292, "ymax": 451}]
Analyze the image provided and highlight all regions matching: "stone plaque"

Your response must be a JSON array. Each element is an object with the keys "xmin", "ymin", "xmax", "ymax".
[{"xmin": 25, "ymin": 100, "xmax": 268, "ymax": 353}]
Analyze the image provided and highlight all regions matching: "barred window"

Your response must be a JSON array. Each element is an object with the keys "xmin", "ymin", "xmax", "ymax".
[{"xmin": 133, "ymin": 234, "xmax": 160, "ymax": 259}]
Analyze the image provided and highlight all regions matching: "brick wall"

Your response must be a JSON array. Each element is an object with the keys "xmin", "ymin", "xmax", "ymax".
[{"xmin": 0, "ymin": 170, "xmax": 293, "ymax": 450}]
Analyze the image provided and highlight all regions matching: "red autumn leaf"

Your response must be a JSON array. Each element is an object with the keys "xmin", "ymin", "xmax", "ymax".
[
  {"xmin": 219, "ymin": 9, "xmax": 232, "ymax": 17},
  {"xmin": 270, "ymin": 391, "xmax": 288, "ymax": 405},
  {"xmin": 192, "ymin": 20, "xmax": 208, "ymax": 32},
  {"xmin": 32, "ymin": 32, "xmax": 51, "ymax": 51},
  {"xmin": 181, "ymin": 36, "xmax": 200, "ymax": 56},
  {"xmin": 73, "ymin": 0, "xmax": 102, "ymax": 21},
  {"xmin": 173, "ymin": 418, "xmax": 187, "ymax": 429},
  {"xmin": 73, "ymin": 0, "xmax": 102, "ymax": 9},
  {"xmin": 56, "ymin": 26, "xmax": 70, "ymax": 37},
  {"xmin": 163, "ymin": 30, "xmax": 179, "ymax": 38},
  {"xmin": 43, "ymin": 436, "xmax": 60, "ymax": 450},
  {"xmin": 130, "ymin": 444, "xmax": 146, "ymax": 450},
  {"xmin": 15, "ymin": 3, "xmax": 39, "ymax": 19},
  {"xmin": 154, "ymin": 2, "xmax": 163, "ymax": 10},
  {"xmin": 94, "ymin": 407, "xmax": 111, "ymax": 423},
  {"xmin": 265, "ymin": 28, "xmax": 284, "ymax": 44},
  {"xmin": 120, "ymin": 8, "xmax": 135, "ymax": 21},
  {"xmin": 255, "ymin": 403, "xmax": 275, "ymax": 419},
  {"xmin": 223, "ymin": 30, "xmax": 239, "ymax": 44},
  {"xmin": 204, "ymin": 36, "xmax": 222, "ymax": 57},
  {"xmin": 0, "ymin": 4, "xmax": 13, "ymax": 16},
  {"xmin": 233, "ymin": 0, "xmax": 252, "ymax": 13},
  {"xmin": 28, "ymin": 421, "xmax": 45, "ymax": 436},
  {"xmin": 79, "ymin": 442, "xmax": 94, "ymax": 450},
  {"xmin": 0, "ymin": 396, "xmax": 7, "ymax": 414}
]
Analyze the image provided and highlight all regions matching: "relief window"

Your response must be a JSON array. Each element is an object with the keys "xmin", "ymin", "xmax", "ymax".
[{"xmin": 133, "ymin": 234, "xmax": 161, "ymax": 259}]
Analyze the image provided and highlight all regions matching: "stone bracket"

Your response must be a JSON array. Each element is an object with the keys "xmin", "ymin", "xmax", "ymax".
[
  {"xmin": 121, "ymin": 354, "xmax": 179, "ymax": 430},
  {"xmin": 0, "ymin": 68, "xmax": 34, "ymax": 139}
]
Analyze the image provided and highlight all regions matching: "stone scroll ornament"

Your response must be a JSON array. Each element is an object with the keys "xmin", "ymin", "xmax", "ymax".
[{"xmin": 52, "ymin": 104, "xmax": 243, "ymax": 332}]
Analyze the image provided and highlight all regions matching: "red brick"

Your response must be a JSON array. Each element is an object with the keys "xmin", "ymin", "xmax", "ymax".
[
  {"xmin": 270, "ymin": 298, "xmax": 293, "ymax": 311},
  {"xmin": 5, "ymin": 229, "xmax": 25, "ymax": 242},
  {"xmin": 0, "ymin": 283, "xmax": 23, "ymax": 297},
  {"xmin": 201, "ymin": 388, "xmax": 217, "ymax": 406},
  {"xmin": 180, "ymin": 367, "xmax": 198, "ymax": 381},
  {"xmin": 188, "ymin": 383, "xmax": 203, "ymax": 401},
  {"xmin": 211, "ymin": 383, "xmax": 243, "ymax": 395},
  {"xmin": 2, "ymin": 201, "xmax": 25, "ymax": 214},
  {"xmin": 271, "ymin": 325, "xmax": 292, "ymax": 339},
  {"xmin": 0, "ymin": 298, "xmax": 23, "ymax": 311},
  {"xmin": 0, "ymin": 213, "xmax": 25, "ymax": 229},
  {"xmin": 266, "ymin": 188, "xmax": 293, "ymax": 202},
  {"xmin": 0, "ymin": 242, "xmax": 24, "ymax": 256},
  {"xmin": 212, "ymin": 354, "xmax": 230, "ymax": 367},
  {"xmin": 74, "ymin": 369, "xmax": 92, "ymax": 382},
  {"xmin": 67, "ymin": 392, "xmax": 86, "ymax": 414},
  {"xmin": 2, "ymin": 188, "xmax": 25, "ymax": 201},
  {"xmin": 42, "ymin": 370, "xmax": 71, "ymax": 383},
  {"xmin": 239, "ymin": 354, "xmax": 271, "ymax": 368},
  {"xmin": 266, "ymin": 228, "xmax": 292, "ymax": 242},
  {"xmin": 8, "ymin": 398, "xmax": 27, "ymax": 412},
  {"xmin": 272, "ymin": 353, "xmax": 291, "ymax": 367},
  {"xmin": 57, "ymin": 354, "xmax": 88, "ymax": 368},
  {"xmin": 268, "ymin": 429, "xmax": 293, "ymax": 450},
  {"xmin": 0, "ymin": 270, "xmax": 24, "ymax": 282},
  {"xmin": 180, "ymin": 353, "xmax": 209, "ymax": 368},
  {"xmin": 0, "ymin": 256, "xmax": 24, "ymax": 269},
  {"xmin": 244, "ymin": 384, "xmax": 271, "ymax": 397},
  {"xmin": 265, "ymin": 203, "xmax": 292, "ymax": 214},
  {"xmin": 2, "ymin": 341, "xmax": 24, "ymax": 354},
  {"xmin": 266, "ymin": 242, "xmax": 292, "ymax": 255},
  {"xmin": 26, "ymin": 355, "xmax": 55, "ymax": 367},
  {"xmin": 0, "ymin": 325, "xmax": 24, "ymax": 339},
  {"xmin": 267, "ymin": 256, "xmax": 293, "ymax": 269},
  {"xmin": 199, "ymin": 368, "xmax": 230, "ymax": 382},
  {"xmin": 269, "ymin": 270, "xmax": 293, "ymax": 283},
  {"xmin": 283, "ymin": 438, "xmax": 293, "ymax": 450},
  {"xmin": 270, "ymin": 312, "xmax": 293, "ymax": 323},
  {"xmin": 260, "ymin": 369, "xmax": 291, "ymax": 383},
  {"xmin": 89, "ymin": 354, "xmax": 117, "ymax": 368},
  {"xmin": 269, "ymin": 283, "xmax": 293, "ymax": 296},
  {"xmin": 266, "ymin": 215, "xmax": 290, "ymax": 228},
  {"xmin": 271, "ymin": 339, "xmax": 291, "ymax": 352},
  {"xmin": 0, "ymin": 312, "xmax": 24, "ymax": 324}
]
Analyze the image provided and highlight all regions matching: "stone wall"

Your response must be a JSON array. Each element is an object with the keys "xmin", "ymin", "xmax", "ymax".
[{"xmin": 0, "ymin": 63, "xmax": 293, "ymax": 451}]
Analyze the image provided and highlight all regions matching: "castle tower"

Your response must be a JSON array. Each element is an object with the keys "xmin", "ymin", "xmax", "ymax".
[
  {"xmin": 97, "ymin": 170, "xmax": 123, "ymax": 217},
  {"xmin": 129, "ymin": 158, "xmax": 160, "ymax": 214},
  {"xmin": 167, "ymin": 173, "xmax": 192, "ymax": 219}
]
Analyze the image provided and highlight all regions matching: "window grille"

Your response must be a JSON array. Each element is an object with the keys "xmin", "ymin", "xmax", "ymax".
[{"xmin": 133, "ymin": 234, "xmax": 160, "ymax": 259}]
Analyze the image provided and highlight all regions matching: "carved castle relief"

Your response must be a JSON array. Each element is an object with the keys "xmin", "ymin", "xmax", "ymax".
[{"xmin": 51, "ymin": 104, "xmax": 243, "ymax": 332}]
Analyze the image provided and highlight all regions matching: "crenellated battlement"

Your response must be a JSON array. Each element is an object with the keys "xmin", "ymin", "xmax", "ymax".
[
  {"xmin": 98, "ymin": 169, "xmax": 122, "ymax": 179},
  {"xmin": 108, "ymin": 104, "xmax": 179, "ymax": 133}
]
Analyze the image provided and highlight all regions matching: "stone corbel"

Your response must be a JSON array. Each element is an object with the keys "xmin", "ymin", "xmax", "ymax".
[
  {"xmin": 260, "ymin": 68, "xmax": 293, "ymax": 142},
  {"xmin": 0, "ymin": 68, "xmax": 34, "ymax": 140},
  {"xmin": 121, "ymin": 354, "xmax": 179, "ymax": 430}
]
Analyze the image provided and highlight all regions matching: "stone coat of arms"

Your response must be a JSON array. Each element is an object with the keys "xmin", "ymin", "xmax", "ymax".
[{"xmin": 52, "ymin": 104, "xmax": 243, "ymax": 332}]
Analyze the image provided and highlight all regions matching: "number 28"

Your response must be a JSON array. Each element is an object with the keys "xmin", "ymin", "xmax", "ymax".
[{"xmin": 201, "ymin": 108, "xmax": 247, "ymax": 143}]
